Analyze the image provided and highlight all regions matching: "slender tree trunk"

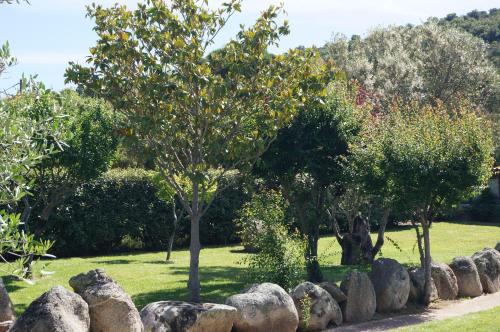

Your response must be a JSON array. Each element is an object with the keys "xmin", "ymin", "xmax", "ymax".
[
  {"xmin": 422, "ymin": 218, "xmax": 432, "ymax": 305},
  {"xmin": 166, "ymin": 199, "xmax": 179, "ymax": 262},
  {"xmin": 371, "ymin": 207, "xmax": 390, "ymax": 259},
  {"xmin": 188, "ymin": 181, "xmax": 201, "ymax": 303},
  {"xmin": 306, "ymin": 223, "xmax": 322, "ymax": 282},
  {"xmin": 411, "ymin": 219, "xmax": 425, "ymax": 267}
]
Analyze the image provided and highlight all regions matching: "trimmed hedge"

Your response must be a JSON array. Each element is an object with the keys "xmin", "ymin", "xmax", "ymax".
[{"xmin": 35, "ymin": 169, "xmax": 248, "ymax": 257}]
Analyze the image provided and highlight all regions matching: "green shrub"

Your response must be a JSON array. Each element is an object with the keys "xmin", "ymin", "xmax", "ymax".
[
  {"xmin": 468, "ymin": 189, "xmax": 500, "ymax": 222},
  {"xmin": 240, "ymin": 190, "xmax": 306, "ymax": 290},
  {"xmin": 33, "ymin": 168, "xmax": 248, "ymax": 257}
]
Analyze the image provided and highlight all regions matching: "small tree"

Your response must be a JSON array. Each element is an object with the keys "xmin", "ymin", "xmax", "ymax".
[
  {"xmin": 5, "ymin": 88, "xmax": 118, "ymax": 236},
  {"xmin": 66, "ymin": 0, "xmax": 308, "ymax": 301},
  {"xmin": 376, "ymin": 102, "xmax": 494, "ymax": 304},
  {"xmin": 258, "ymin": 79, "xmax": 364, "ymax": 281}
]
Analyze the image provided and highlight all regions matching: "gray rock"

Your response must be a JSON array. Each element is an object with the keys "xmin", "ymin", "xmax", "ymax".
[
  {"xmin": 9, "ymin": 286, "xmax": 89, "ymax": 332},
  {"xmin": 318, "ymin": 282, "xmax": 347, "ymax": 303},
  {"xmin": 431, "ymin": 263, "xmax": 459, "ymax": 300},
  {"xmin": 69, "ymin": 269, "xmax": 143, "ymax": 332},
  {"xmin": 290, "ymin": 281, "xmax": 342, "ymax": 331},
  {"xmin": 449, "ymin": 256, "xmax": 483, "ymax": 297},
  {"xmin": 140, "ymin": 301, "xmax": 237, "ymax": 332},
  {"xmin": 408, "ymin": 268, "xmax": 438, "ymax": 303},
  {"xmin": 472, "ymin": 248, "xmax": 500, "ymax": 293},
  {"xmin": 225, "ymin": 283, "xmax": 298, "ymax": 332},
  {"xmin": 0, "ymin": 278, "xmax": 15, "ymax": 332},
  {"xmin": 370, "ymin": 258, "xmax": 410, "ymax": 312},
  {"xmin": 340, "ymin": 271, "xmax": 376, "ymax": 323},
  {"xmin": 495, "ymin": 242, "xmax": 500, "ymax": 253}
]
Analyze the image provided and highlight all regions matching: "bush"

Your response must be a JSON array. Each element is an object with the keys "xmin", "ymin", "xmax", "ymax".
[
  {"xmin": 468, "ymin": 189, "xmax": 500, "ymax": 222},
  {"xmin": 35, "ymin": 168, "xmax": 249, "ymax": 257},
  {"xmin": 240, "ymin": 190, "xmax": 306, "ymax": 291}
]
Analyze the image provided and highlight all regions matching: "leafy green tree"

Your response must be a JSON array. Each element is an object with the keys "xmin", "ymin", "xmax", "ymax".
[
  {"xmin": 66, "ymin": 0, "xmax": 308, "ymax": 301},
  {"xmin": 0, "ymin": 94, "xmax": 62, "ymax": 279},
  {"xmin": 5, "ymin": 89, "xmax": 118, "ymax": 236},
  {"xmin": 257, "ymin": 76, "xmax": 364, "ymax": 281},
  {"xmin": 374, "ymin": 102, "xmax": 494, "ymax": 304},
  {"xmin": 326, "ymin": 22, "xmax": 499, "ymax": 114}
]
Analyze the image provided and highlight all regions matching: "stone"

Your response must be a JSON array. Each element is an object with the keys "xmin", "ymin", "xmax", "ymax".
[
  {"xmin": 290, "ymin": 281, "xmax": 342, "ymax": 331},
  {"xmin": 449, "ymin": 256, "xmax": 483, "ymax": 297},
  {"xmin": 408, "ymin": 267, "xmax": 438, "ymax": 303},
  {"xmin": 318, "ymin": 282, "xmax": 347, "ymax": 303},
  {"xmin": 472, "ymin": 248, "xmax": 500, "ymax": 293},
  {"xmin": 431, "ymin": 263, "xmax": 459, "ymax": 300},
  {"xmin": 225, "ymin": 283, "xmax": 298, "ymax": 332},
  {"xmin": 340, "ymin": 270, "xmax": 376, "ymax": 323},
  {"xmin": 9, "ymin": 286, "xmax": 89, "ymax": 332},
  {"xmin": 140, "ymin": 301, "xmax": 237, "ymax": 332},
  {"xmin": 0, "ymin": 278, "xmax": 15, "ymax": 332},
  {"xmin": 69, "ymin": 269, "xmax": 143, "ymax": 332},
  {"xmin": 495, "ymin": 242, "xmax": 500, "ymax": 253},
  {"xmin": 370, "ymin": 258, "xmax": 410, "ymax": 312}
]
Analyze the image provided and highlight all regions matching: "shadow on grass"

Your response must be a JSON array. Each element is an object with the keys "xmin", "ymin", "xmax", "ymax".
[
  {"xmin": 91, "ymin": 259, "xmax": 137, "ymax": 265},
  {"xmin": 132, "ymin": 265, "xmax": 247, "ymax": 310}
]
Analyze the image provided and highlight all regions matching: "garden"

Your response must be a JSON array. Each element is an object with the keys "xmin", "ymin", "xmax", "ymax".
[{"xmin": 0, "ymin": 1, "xmax": 499, "ymax": 331}]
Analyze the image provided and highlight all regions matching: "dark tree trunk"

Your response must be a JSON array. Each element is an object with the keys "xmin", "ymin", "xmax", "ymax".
[
  {"xmin": 306, "ymin": 224, "xmax": 322, "ymax": 282},
  {"xmin": 339, "ymin": 216, "xmax": 374, "ymax": 265},
  {"xmin": 166, "ymin": 199, "xmax": 180, "ymax": 262},
  {"xmin": 422, "ymin": 219, "xmax": 432, "ymax": 305}
]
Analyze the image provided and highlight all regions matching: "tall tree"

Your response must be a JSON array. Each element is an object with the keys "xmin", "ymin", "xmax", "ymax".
[
  {"xmin": 66, "ymin": 0, "xmax": 308, "ymax": 301},
  {"xmin": 374, "ymin": 102, "xmax": 494, "ymax": 304}
]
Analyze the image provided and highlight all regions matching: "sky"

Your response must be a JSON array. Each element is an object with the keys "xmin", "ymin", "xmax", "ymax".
[{"xmin": 1, "ymin": 0, "xmax": 498, "ymax": 91}]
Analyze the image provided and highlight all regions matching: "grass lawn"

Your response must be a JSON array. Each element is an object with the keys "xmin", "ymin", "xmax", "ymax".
[
  {"xmin": 394, "ymin": 306, "xmax": 500, "ymax": 331},
  {"xmin": 2, "ymin": 221, "xmax": 499, "ymax": 315}
]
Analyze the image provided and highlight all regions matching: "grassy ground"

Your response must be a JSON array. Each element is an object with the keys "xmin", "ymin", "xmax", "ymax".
[
  {"xmin": 394, "ymin": 306, "xmax": 500, "ymax": 331},
  {"xmin": 2, "ymin": 221, "xmax": 499, "ymax": 315}
]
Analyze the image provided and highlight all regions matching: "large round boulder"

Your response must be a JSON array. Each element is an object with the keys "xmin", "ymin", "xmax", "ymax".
[
  {"xmin": 318, "ymin": 282, "xmax": 347, "ymax": 303},
  {"xmin": 370, "ymin": 258, "xmax": 410, "ymax": 312},
  {"xmin": 290, "ymin": 281, "xmax": 342, "ymax": 331},
  {"xmin": 472, "ymin": 248, "xmax": 500, "ymax": 293},
  {"xmin": 225, "ymin": 283, "xmax": 298, "ymax": 332},
  {"xmin": 431, "ymin": 263, "xmax": 459, "ymax": 300},
  {"xmin": 0, "ymin": 278, "xmax": 15, "ymax": 332},
  {"xmin": 449, "ymin": 256, "xmax": 483, "ymax": 297},
  {"xmin": 340, "ymin": 270, "xmax": 376, "ymax": 323},
  {"xmin": 9, "ymin": 286, "xmax": 90, "ymax": 332},
  {"xmin": 408, "ymin": 267, "xmax": 438, "ymax": 303},
  {"xmin": 140, "ymin": 301, "xmax": 237, "ymax": 332},
  {"xmin": 69, "ymin": 269, "xmax": 143, "ymax": 332}
]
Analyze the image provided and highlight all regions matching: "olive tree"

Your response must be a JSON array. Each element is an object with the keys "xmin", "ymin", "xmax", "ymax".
[
  {"xmin": 376, "ymin": 102, "xmax": 494, "ymax": 304},
  {"xmin": 66, "ymin": 0, "xmax": 308, "ymax": 301},
  {"xmin": 5, "ymin": 89, "xmax": 118, "ymax": 236},
  {"xmin": 327, "ymin": 21, "xmax": 499, "ymax": 114}
]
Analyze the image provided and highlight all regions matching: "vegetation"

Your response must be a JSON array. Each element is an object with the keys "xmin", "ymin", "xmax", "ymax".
[
  {"xmin": 66, "ymin": 0, "xmax": 312, "ymax": 302},
  {"xmin": 2, "ymin": 221, "xmax": 498, "ymax": 315}
]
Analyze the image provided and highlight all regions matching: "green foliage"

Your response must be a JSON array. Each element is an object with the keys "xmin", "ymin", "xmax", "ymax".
[
  {"xmin": 0, "ymin": 92, "xmax": 63, "ymax": 279},
  {"xmin": 241, "ymin": 190, "xmax": 306, "ymax": 291},
  {"xmin": 378, "ymin": 103, "xmax": 494, "ymax": 217},
  {"xmin": 326, "ymin": 22, "xmax": 499, "ymax": 114},
  {"xmin": 468, "ymin": 189, "xmax": 500, "ymax": 223},
  {"xmin": 0, "ymin": 41, "xmax": 16, "ymax": 78},
  {"xmin": 236, "ymin": 189, "xmax": 288, "ymax": 252},
  {"xmin": 439, "ymin": 8, "xmax": 500, "ymax": 68},
  {"xmin": 37, "ymin": 168, "xmax": 248, "ymax": 257}
]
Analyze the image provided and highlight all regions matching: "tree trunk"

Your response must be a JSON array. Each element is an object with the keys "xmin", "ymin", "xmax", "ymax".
[
  {"xmin": 166, "ymin": 200, "xmax": 179, "ymax": 262},
  {"xmin": 422, "ymin": 219, "xmax": 432, "ymax": 305},
  {"xmin": 306, "ymin": 224, "xmax": 322, "ymax": 282},
  {"xmin": 340, "ymin": 216, "xmax": 374, "ymax": 265},
  {"xmin": 188, "ymin": 181, "xmax": 201, "ymax": 303},
  {"xmin": 371, "ymin": 208, "xmax": 390, "ymax": 260}
]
